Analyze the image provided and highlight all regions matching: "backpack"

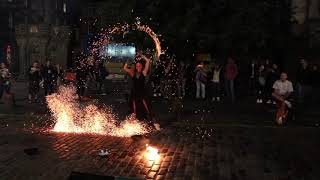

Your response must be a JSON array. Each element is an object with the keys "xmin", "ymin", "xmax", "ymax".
[{"xmin": 199, "ymin": 72, "xmax": 207, "ymax": 83}]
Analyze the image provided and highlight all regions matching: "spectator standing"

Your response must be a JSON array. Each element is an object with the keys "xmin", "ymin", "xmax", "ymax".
[
  {"xmin": 296, "ymin": 59, "xmax": 312, "ymax": 103},
  {"xmin": 266, "ymin": 63, "xmax": 280, "ymax": 104},
  {"xmin": 55, "ymin": 64, "xmax": 63, "ymax": 87},
  {"xmin": 0, "ymin": 62, "xmax": 15, "ymax": 105},
  {"xmin": 256, "ymin": 64, "xmax": 267, "ymax": 103},
  {"xmin": 224, "ymin": 57, "xmax": 238, "ymax": 103},
  {"xmin": 195, "ymin": 62, "xmax": 207, "ymax": 99},
  {"xmin": 94, "ymin": 61, "xmax": 108, "ymax": 94},
  {"xmin": 185, "ymin": 64, "xmax": 194, "ymax": 97},
  {"xmin": 76, "ymin": 60, "xmax": 89, "ymax": 98},
  {"xmin": 179, "ymin": 61, "xmax": 187, "ymax": 97},
  {"xmin": 42, "ymin": 60, "xmax": 57, "ymax": 95},
  {"xmin": 210, "ymin": 64, "xmax": 222, "ymax": 102},
  {"xmin": 310, "ymin": 64, "xmax": 320, "ymax": 102},
  {"xmin": 28, "ymin": 62, "xmax": 42, "ymax": 103},
  {"xmin": 248, "ymin": 59, "xmax": 258, "ymax": 95}
]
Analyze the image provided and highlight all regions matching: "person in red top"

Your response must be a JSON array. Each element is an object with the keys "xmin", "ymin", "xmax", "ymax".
[{"xmin": 224, "ymin": 57, "xmax": 238, "ymax": 103}]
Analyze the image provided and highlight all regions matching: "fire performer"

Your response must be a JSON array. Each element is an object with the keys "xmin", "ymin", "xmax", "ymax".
[
  {"xmin": 123, "ymin": 53, "xmax": 160, "ymax": 131},
  {"xmin": 123, "ymin": 53, "xmax": 151, "ymax": 119}
]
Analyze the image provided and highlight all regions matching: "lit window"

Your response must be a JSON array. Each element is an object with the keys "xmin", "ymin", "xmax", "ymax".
[
  {"xmin": 63, "ymin": 2, "xmax": 67, "ymax": 13},
  {"xmin": 30, "ymin": 25, "xmax": 38, "ymax": 33}
]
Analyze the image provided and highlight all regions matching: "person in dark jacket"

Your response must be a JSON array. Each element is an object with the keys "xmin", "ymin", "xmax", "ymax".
[
  {"xmin": 296, "ymin": 59, "xmax": 312, "ymax": 103},
  {"xmin": 310, "ymin": 64, "xmax": 320, "ymax": 103},
  {"xmin": 266, "ymin": 63, "xmax": 280, "ymax": 104},
  {"xmin": 94, "ymin": 62, "xmax": 108, "ymax": 94},
  {"xmin": 76, "ymin": 60, "xmax": 88, "ymax": 98},
  {"xmin": 28, "ymin": 61, "xmax": 42, "ymax": 103},
  {"xmin": 256, "ymin": 64, "xmax": 267, "ymax": 103},
  {"xmin": 248, "ymin": 59, "xmax": 259, "ymax": 95},
  {"xmin": 42, "ymin": 60, "xmax": 57, "ymax": 95}
]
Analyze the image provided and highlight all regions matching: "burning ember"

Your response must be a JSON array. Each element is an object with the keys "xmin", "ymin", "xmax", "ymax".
[
  {"xmin": 145, "ymin": 144, "xmax": 160, "ymax": 161},
  {"xmin": 46, "ymin": 85, "xmax": 150, "ymax": 137}
]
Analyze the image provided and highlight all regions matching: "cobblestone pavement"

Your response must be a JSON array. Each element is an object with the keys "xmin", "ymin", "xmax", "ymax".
[
  {"xmin": 1, "ymin": 82, "xmax": 320, "ymax": 179},
  {"xmin": 0, "ymin": 119, "xmax": 319, "ymax": 180}
]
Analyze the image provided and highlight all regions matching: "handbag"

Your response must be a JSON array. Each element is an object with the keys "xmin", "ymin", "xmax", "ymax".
[
  {"xmin": 258, "ymin": 76, "xmax": 266, "ymax": 86},
  {"xmin": 199, "ymin": 72, "xmax": 207, "ymax": 83}
]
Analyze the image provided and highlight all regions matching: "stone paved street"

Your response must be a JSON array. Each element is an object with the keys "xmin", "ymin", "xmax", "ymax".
[
  {"xmin": 0, "ymin": 118, "xmax": 320, "ymax": 180},
  {"xmin": 0, "ymin": 82, "xmax": 320, "ymax": 179}
]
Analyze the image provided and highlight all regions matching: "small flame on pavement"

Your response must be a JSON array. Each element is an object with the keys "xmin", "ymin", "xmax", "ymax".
[{"xmin": 145, "ymin": 144, "xmax": 160, "ymax": 161}]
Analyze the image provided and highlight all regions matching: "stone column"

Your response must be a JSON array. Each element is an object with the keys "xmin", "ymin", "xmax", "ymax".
[
  {"xmin": 292, "ymin": 0, "xmax": 307, "ymax": 24},
  {"xmin": 55, "ymin": 26, "xmax": 70, "ymax": 68},
  {"xmin": 39, "ymin": 38, "xmax": 48, "ymax": 64},
  {"xmin": 16, "ymin": 38, "xmax": 27, "ymax": 77},
  {"xmin": 309, "ymin": 0, "xmax": 320, "ymax": 19}
]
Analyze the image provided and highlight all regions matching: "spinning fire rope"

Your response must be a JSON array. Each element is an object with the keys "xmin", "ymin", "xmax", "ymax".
[{"xmin": 93, "ymin": 20, "xmax": 163, "ymax": 59}]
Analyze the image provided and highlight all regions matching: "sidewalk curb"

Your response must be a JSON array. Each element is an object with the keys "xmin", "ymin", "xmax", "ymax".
[{"xmin": 172, "ymin": 122, "xmax": 320, "ymax": 129}]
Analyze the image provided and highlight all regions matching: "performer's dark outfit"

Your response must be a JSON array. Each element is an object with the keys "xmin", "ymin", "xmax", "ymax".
[{"xmin": 131, "ymin": 73, "xmax": 149, "ymax": 120}]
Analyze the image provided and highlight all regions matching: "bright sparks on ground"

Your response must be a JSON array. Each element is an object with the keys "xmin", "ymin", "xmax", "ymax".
[{"xmin": 46, "ymin": 85, "xmax": 150, "ymax": 137}]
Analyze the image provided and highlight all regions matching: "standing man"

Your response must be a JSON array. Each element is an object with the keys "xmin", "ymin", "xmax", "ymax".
[
  {"xmin": 94, "ymin": 61, "xmax": 108, "ymax": 94},
  {"xmin": 28, "ymin": 61, "xmax": 42, "ymax": 103},
  {"xmin": 42, "ymin": 60, "xmax": 57, "ymax": 96},
  {"xmin": 224, "ymin": 57, "xmax": 238, "ymax": 103},
  {"xmin": 266, "ymin": 63, "xmax": 280, "ymax": 104},
  {"xmin": 76, "ymin": 60, "xmax": 88, "ymax": 99},
  {"xmin": 310, "ymin": 64, "xmax": 320, "ymax": 102},
  {"xmin": 296, "ymin": 59, "xmax": 312, "ymax": 103},
  {"xmin": 248, "ymin": 59, "xmax": 258, "ymax": 95},
  {"xmin": 195, "ymin": 62, "xmax": 207, "ymax": 100}
]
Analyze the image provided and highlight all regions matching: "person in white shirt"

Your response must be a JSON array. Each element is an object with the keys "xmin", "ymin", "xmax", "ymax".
[{"xmin": 272, "ymin": 72, "xmax": 294, "ymax": 125}]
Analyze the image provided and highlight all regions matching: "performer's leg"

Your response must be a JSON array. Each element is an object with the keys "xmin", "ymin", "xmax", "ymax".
[
  {"xmin": 132, "ymin": 100, "xmax": 137, "ymax": 115},
  {"xmin": 142, "ymin": 99, "xmax": 150, "ymax": 114}
]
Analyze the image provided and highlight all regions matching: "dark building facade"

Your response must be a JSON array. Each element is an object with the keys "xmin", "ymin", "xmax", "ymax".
[{"xmin": 0, "ymin": 0, "xmax": 77, "ymax": 76}]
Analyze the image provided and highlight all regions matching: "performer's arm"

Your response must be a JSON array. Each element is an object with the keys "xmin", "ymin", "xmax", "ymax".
[
  {"xmin": 123, "ymin": 63, "xmax": 134, "ymax": 77},
  {"xmin": 141, "ymin": 54, "xmax": 151, "ymax": 76}
]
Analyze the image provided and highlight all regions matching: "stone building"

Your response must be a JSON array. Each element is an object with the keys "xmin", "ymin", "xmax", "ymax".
[
  {"xmin": 14, "ymin": 0, "xmax": 72, "ymax": 77},
  {"xmin": 0, "ymin": 0, "xmax": 74, "ymax": 76},
  {"xmin": 292, "ymin": 0, "xmax": 320, "ymax": 48}
]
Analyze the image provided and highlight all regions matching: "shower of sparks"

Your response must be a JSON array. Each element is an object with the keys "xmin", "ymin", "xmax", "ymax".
[
  {"xmin": 46, "ymin": 85, "xmax": 150, "ymax": 137},
  {"xmin": 91, "ymin": 21, "xmax": 163, "ymax": 59}
]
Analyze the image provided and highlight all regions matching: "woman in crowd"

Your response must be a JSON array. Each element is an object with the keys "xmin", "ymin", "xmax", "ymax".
[
  {"xmin": 256, "ymin": 64, "xmax": 267, "ymax": 103},
  {"xmin": 0, "ymin": 62, "xmax": 15, "ymax": 105},
  {"xmin": 211, "ymin": 64, "xmax": 222, "ymax": 102}
]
